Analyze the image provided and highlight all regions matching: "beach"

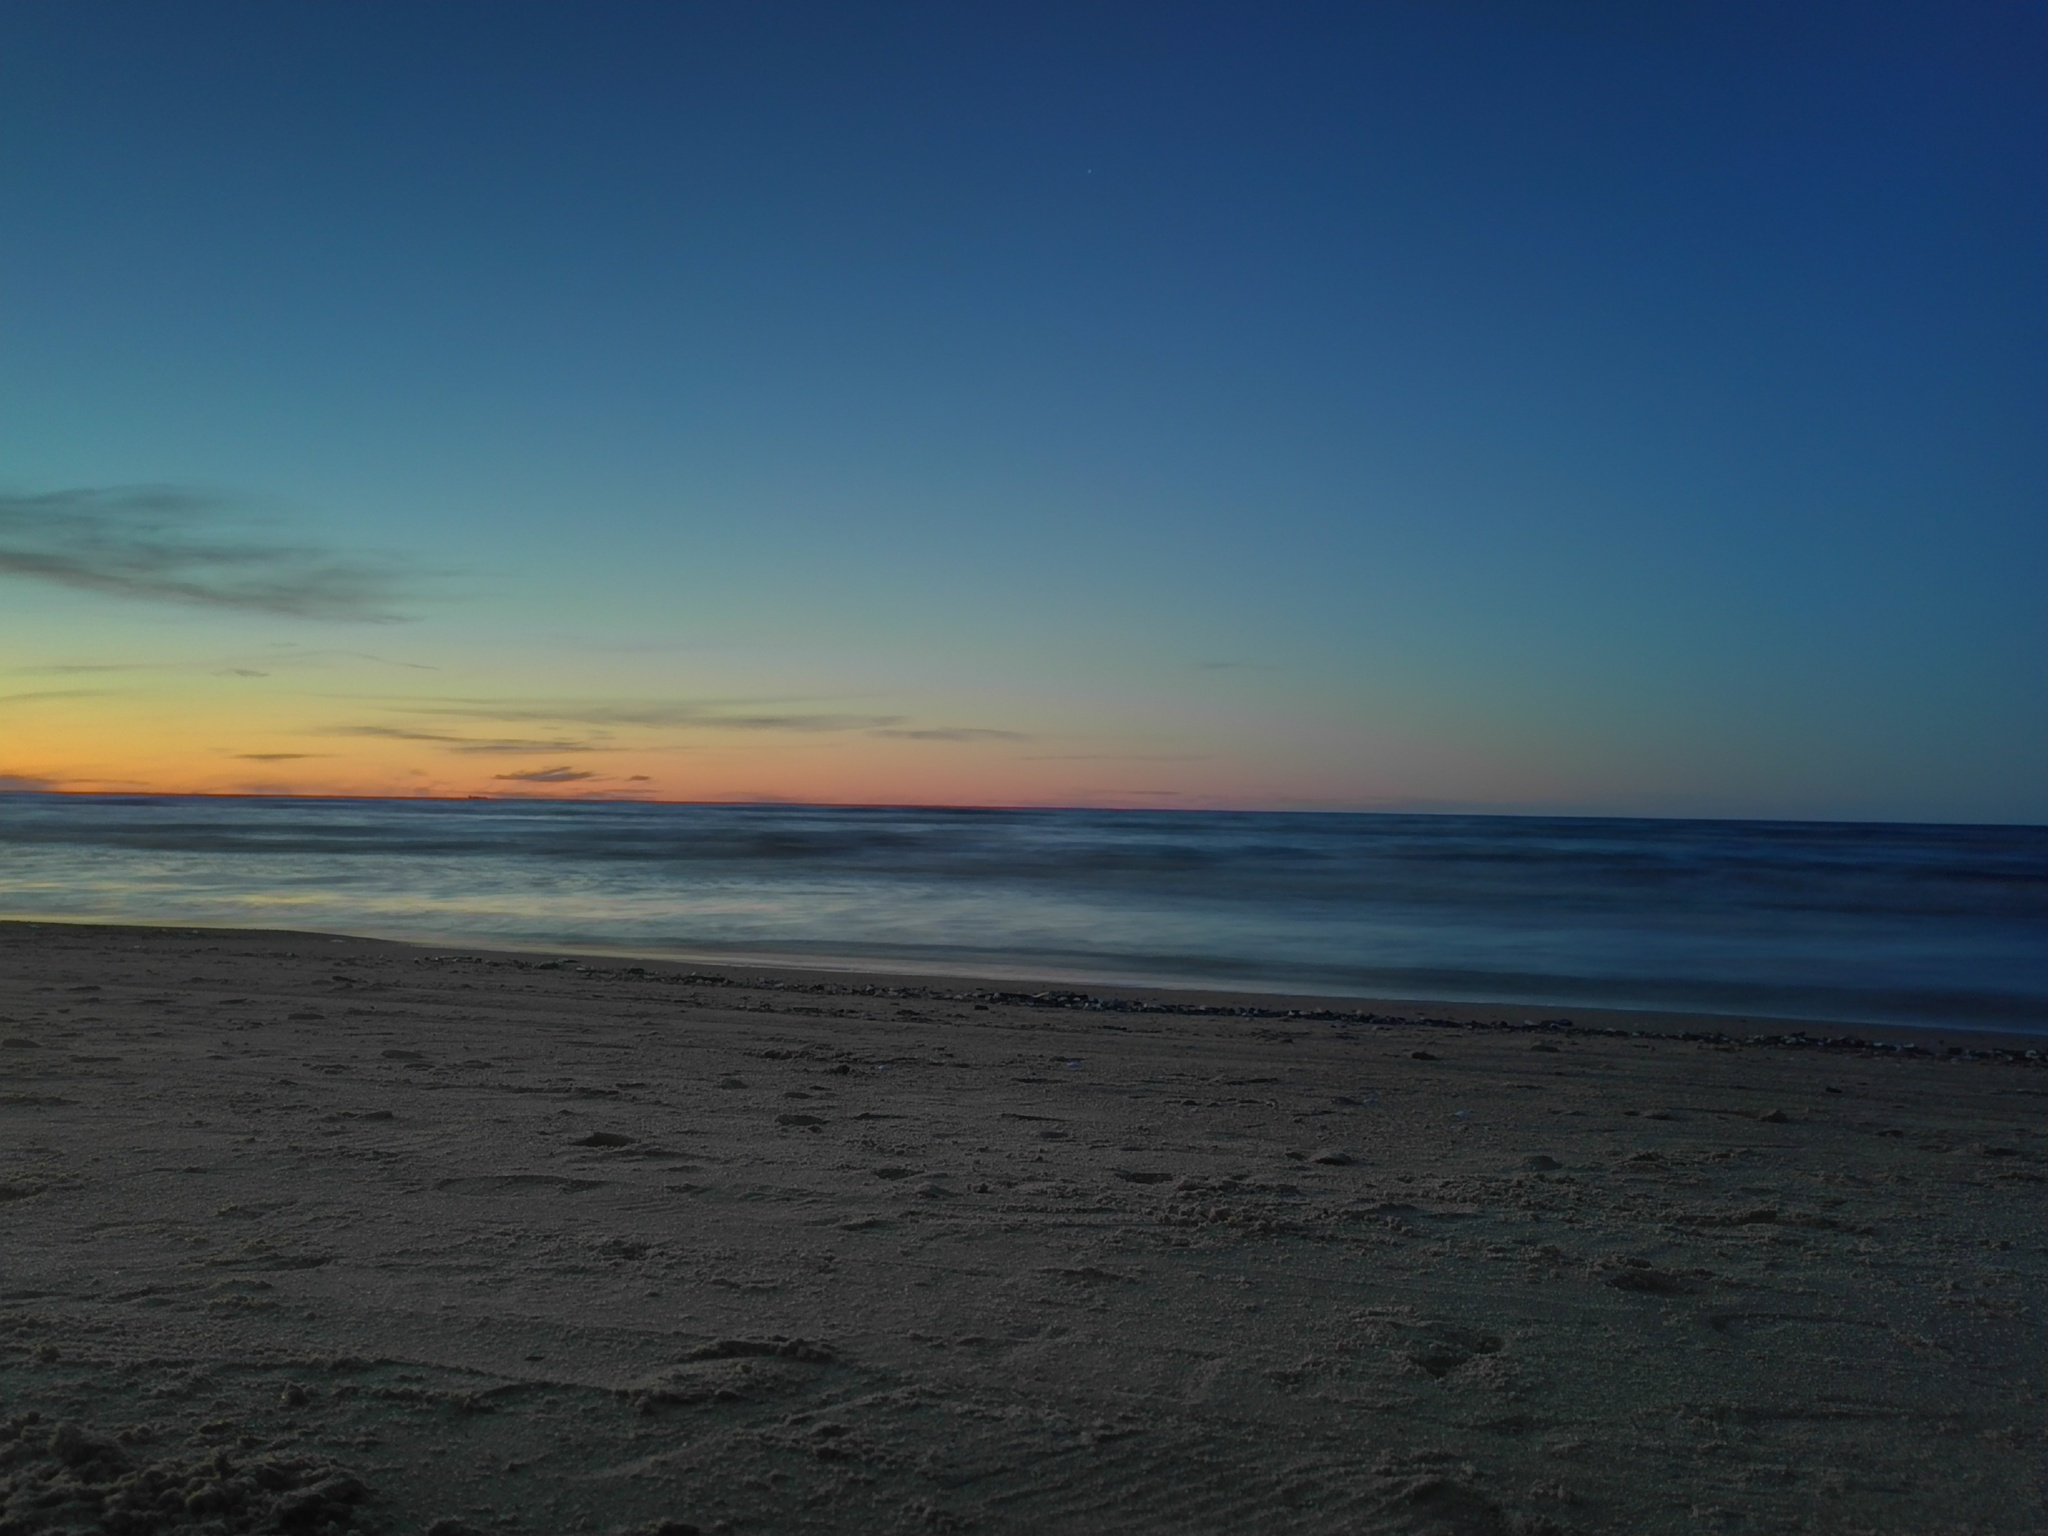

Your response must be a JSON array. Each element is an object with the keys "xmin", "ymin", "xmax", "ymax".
[{"xmin": 2, "ymin": 918, "xmax": 2042, "ymax": 1535}]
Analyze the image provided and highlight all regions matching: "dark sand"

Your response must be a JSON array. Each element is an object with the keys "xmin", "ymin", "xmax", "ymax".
[{"xmin": 2, "ymin": 920, "xmax": 2043, "ymax": 1535}]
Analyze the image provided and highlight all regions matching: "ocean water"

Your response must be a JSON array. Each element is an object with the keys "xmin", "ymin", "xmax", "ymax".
[{"xmin": 0, "ymin": 794, "xmax": 2042, "ymax": 1032}]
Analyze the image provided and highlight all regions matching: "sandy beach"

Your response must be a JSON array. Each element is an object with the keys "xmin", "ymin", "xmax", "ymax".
[{"xmin": 2, "ymin": 918, "xmax": 2042, "ymax": 1535}]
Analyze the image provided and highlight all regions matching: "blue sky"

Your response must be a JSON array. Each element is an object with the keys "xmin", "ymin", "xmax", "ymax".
[{"xmin": 2, "ymin": 1, "xmax": 2042, "ymax": 819}]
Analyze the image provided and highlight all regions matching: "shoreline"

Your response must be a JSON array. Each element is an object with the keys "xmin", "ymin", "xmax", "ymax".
[
  {"xmin": 5, "ymin": 916, "xmax": 2041, "ymax": 1052},
  {"xmin": 4, "ymin": 917, "xmax": 2042, "ymax": 1533},
  {"xmin": 6, "ymin": 795, "xmax": 2039, "ymax": 1041}
]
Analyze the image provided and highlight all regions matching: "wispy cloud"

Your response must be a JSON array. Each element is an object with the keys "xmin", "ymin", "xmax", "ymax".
[
  {"xmin": 234, "ymin": 752, "xmax": 319, "ymax": 761},
  {"xmin": 324, "ymin": 650, "xmax": 438, "ymax": 670},
  {"xmin": 0, "ymin": 773, "xmax": 57, "ymax": 792},
  {"xmin": 408, "ymin": 700, "xmax": 907, "ymax": 734},
  {"xmin": 872, "ymin": 727, "xmax": 1028, "ymax": 742},
  {"xmin": 327, "ymin": 725, "xmax": 619, "ymax": 755},
  {"xmin": 340, "ymin": 697, "xmax": 1030, "ymax": 750},
  {"xmin": 494, "ymin": 765, "xmax": 597, "ymax": 783},
  {"xmin": 1022, "ymin": 752, "xmax": 1211, "ymax": 762},
  {"xmin": 0, "ymin": 486, "xmax": 414, "ymax": 621},
  {"xmin": 10, "ymin": 646, "xmax": 438, "ymax": 677},
  {"xmin": 678, "ymin": 712, "xmax": 904, "ymax": 733},
  {"xmin": 14, "ymin": 663, "xmax": 139, "ymax": 675},
  {"xmin": 0, "ymin": 689, "xmax": 107, "ymax": 706}
]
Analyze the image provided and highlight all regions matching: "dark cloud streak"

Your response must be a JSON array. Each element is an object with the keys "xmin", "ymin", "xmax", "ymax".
[
  {"xmin": 11, "ymin": 648, "xmax": 438, "ymax": 677},
  {"xmin": 0, "ymin": 487, "xmax": 414, "ymax": 621},
  {"xmin": 413, "ymin": 701, "xmax": 907, "ymax": 733},
  {"xmin": 338, "ymin": 699, "xmax": 1032, "ymax": 748},
  {"xmin": 1023, "ymin": 752, "xmax": 1211, "ymax": 762},
  {"xmin": 872, "ymin": 727, "xmax": 1028, "ymax": 742},
  {"xmin": 0, "ymin": 689, "xmax": 108, "ymax": 705},
  {"xmin": 494, "ymin": 766, "xmax": 597, "ymax": 783},
  {"xmin": 326, "ymin": 724, "xmax": 618, "ymax": 755}
]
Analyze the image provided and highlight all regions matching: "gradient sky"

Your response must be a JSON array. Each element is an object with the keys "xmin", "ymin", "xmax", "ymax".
[{"xmin": 2, "ymin": 1, "xmax": 2043, "ymax": 819}]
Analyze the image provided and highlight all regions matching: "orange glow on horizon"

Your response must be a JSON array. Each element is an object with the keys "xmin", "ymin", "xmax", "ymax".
[{"xmin": 2, "ymin": 694, "xmax": 1367, "ymax": 812}]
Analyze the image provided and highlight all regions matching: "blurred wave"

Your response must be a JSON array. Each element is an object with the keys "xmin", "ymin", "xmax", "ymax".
[{"xmin": 0, "ymin": 795, "xmax": 2041, "ymax": 1031}]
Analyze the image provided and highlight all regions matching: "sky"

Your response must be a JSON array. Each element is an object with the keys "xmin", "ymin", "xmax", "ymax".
[{"xmin": 1, "ymin": 0, "xmax": 2042, "ymax": 821}]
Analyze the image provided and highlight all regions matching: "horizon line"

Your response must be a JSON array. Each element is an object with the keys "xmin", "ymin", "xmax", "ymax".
[{"xmin": 0, "ymin": 785, "xmax": 2038, "ymax": 831}]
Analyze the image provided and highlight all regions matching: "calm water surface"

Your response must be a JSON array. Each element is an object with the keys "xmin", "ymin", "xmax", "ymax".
[{"xmin": 0, "ymin": 795, "xmax": 2042, "ymax": 1032}]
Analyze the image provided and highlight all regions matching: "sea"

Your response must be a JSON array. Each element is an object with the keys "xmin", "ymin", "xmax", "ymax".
[{"xmin": 0, "ymin": 794, "xmax": 2043, "ymax": 1034}]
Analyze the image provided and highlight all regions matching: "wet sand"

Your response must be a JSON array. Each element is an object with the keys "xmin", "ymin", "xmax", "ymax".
[{"xmin": 2, "ymin": 919, "xmax": 2043, "ymax": 1535}]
